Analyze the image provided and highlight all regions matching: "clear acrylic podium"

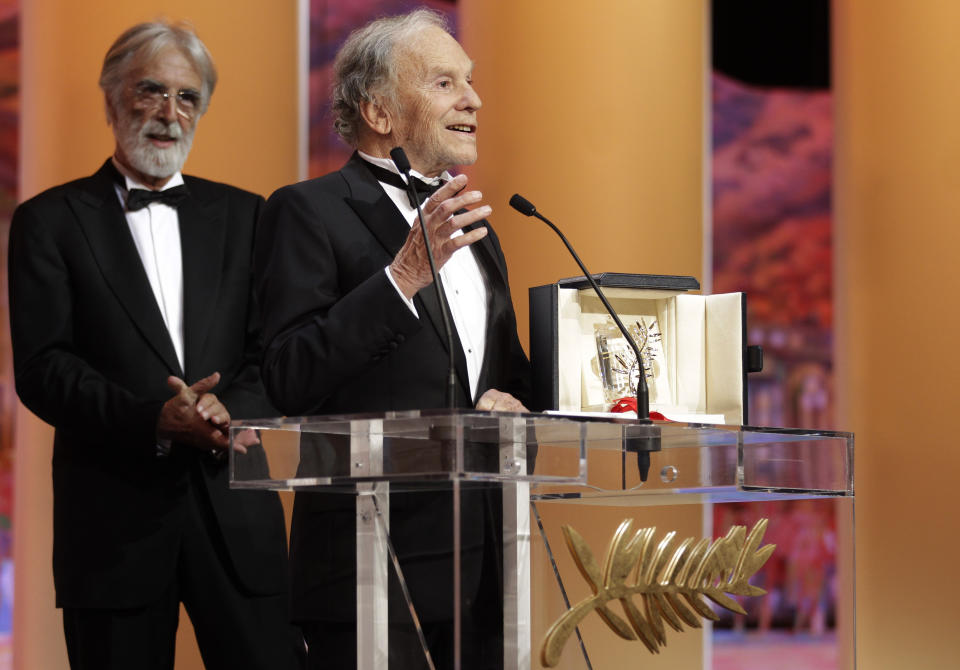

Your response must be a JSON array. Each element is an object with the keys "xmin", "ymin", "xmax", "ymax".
[{"xmin": 231, "ymin": 410, "xmax": 854, "ymax": 669}]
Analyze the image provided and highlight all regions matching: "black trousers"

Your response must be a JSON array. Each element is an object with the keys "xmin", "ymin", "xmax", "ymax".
[
  {"xmin": 298, "ymin": 490, "xmax": 504, "ymax": 670},
  {"xmin": 62, "ymin": 470, "xmax": 305, "ymax": 670},
  {"xmin": 301, "ymin": 616, "xmax": 502, "ymax": 670}
]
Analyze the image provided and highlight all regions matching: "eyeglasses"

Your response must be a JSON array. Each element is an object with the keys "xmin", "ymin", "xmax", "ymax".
[{"xmin": 131, "ymin": 80, "xmax": 203, "ymax": 119}]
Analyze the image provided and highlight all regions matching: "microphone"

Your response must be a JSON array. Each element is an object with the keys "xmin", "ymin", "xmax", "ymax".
[
  {"xmin": 510, "ymin": 193, "xmax": 659, "ymax": 480},
  {"xmin": 391, "ymin": 147, "xmax": 458, "ymax": 409},
  {"xmin": 510, "ymin": 194, "xmax": 649, "ymax": 417}
]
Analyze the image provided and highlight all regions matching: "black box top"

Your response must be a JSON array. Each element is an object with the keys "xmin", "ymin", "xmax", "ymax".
[{"xmin": 555, "ymin": 273, "xmax": 700, "ymax": 291}]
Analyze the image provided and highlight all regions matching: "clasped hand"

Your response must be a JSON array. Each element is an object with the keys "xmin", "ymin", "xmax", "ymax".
[
  {"xmin": 389, "ymin": 173, "xmax": 491, "ymax": 299},
  {"xmin": 156, "ymin": 371, "xmax": 257, "ymax": 454}
]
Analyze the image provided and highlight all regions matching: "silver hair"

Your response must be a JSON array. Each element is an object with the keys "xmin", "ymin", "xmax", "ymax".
[
  {"xmin": 99, "ymin": 20, "xmax": 218, "ymax": 118},
  {"xmin": 331, "ymin": 8, "xmax": 451, "ymax": 147}
]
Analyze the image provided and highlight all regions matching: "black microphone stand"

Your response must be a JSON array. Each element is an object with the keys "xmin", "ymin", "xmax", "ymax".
[
  {"xmin": 391, "ymin": 147, "xmax": 458, "ymax": 410},
  {"xmin": 510, "ymin": 195, "xmax": 649, "ymax": 417},
  {"xmin": 510, "ymin": 193, "xmax": 660, "ymax": 480}
]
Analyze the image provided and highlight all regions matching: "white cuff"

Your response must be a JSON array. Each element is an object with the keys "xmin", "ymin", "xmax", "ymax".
[{"xmin": 384, "ymin": 266, "xmax": 418, "ymax": 317}]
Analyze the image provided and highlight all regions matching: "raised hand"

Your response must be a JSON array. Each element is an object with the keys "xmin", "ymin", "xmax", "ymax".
[{"xmin": 389, "ymin": 173, "xmax": 490, "ymax": 299}]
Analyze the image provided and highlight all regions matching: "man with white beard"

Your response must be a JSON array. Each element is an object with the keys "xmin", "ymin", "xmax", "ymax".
[{"xmin": 7, "ymin": 21, "xmax": 303, "ymax": 670}]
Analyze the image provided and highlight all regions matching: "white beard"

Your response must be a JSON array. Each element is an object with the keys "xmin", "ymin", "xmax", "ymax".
[{"xmin": 115, "ymin": 115, "xmax": 195, "ymax": 179}]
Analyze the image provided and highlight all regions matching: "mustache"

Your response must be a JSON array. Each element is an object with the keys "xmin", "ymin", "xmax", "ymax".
[{"xmin": 140, "ymin": 120, "xmax": 184, "ymax": 140}]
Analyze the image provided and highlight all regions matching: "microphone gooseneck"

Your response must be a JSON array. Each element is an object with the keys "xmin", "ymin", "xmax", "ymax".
[
  {"xmin": 391, "ymin": 147, "xmax": 458, "ymax": 410},
  {"xmin": 511, "ymin": 193, "xmax": 659, "ymax": 481},
  {"xmin": 509, "ymin": 194, "xmax": 650, "ymax": 420}
]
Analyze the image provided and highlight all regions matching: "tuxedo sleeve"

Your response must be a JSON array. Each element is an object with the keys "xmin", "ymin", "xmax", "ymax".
[
  {"xmin": 255, "ymin": 183, "xmax": 422, "ymax": 416},
  {"xmin": 207, "ymin": 194, "xmax": 277, "ymax": 421},
  {"xmin": 8, "ymin": 202, "xmax": 164, "ymax": 447}
]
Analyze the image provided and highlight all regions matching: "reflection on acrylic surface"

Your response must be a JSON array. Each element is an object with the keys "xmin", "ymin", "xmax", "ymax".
[{"xmin": 712, "ymin": 499, "xmax": 841, "ymax": 669}]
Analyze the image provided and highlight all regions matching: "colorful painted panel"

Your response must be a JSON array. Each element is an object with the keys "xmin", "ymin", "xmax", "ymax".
[
  {"xmin": 0, "ymin": 0, "xmax": 16, "ymax": 663},
  {"xmin": 713, "ymin": 72, "xmax": 833, "ymax": 430},
  {"xmin": 711, "ymin": 3, "xmax": 837, "ymax": 667}
]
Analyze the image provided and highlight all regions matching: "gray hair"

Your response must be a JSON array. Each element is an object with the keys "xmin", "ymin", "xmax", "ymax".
[
  {"xmin": 99, "ymin": 21, "xmax": 218, "ymax": 118},
  {"xmin": 331, "ymin": 8, "xmax": 451, "ymax": 147}
]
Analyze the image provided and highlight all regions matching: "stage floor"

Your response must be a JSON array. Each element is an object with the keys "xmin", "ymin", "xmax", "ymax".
[{"xmin": 714, "ymin": 630, "xmax": 838, "ymax": 669}]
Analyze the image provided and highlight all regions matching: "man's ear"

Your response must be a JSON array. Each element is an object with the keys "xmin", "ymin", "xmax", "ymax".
[
  {"xmin": 359, "ymin": 97, "xmax": 392, "ymax": 136},
  {"xmin": 104, "ymin": 97, "xmax": 116, "ymax": 127}
]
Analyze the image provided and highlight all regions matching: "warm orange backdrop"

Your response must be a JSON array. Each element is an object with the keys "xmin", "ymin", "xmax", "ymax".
[
  {"xmin": 834, "ymin": 1, "xmax": 960, "ymax": 667},
  {"xmin": 459, "ymin": 1, "xmax": 708, "ymax": 340},
  {"xmin": 19, "ymin": 1, "xmax": 960, "ymax": 669}
]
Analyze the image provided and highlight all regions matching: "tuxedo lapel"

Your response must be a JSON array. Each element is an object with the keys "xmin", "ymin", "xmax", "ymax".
[
  {"xmin": 464, "ymin": 221, "xmax": 506, "ymax": 288},
  {"xmin": 341, "ymin": 155, "xmax": 472, "ymax": 402},
  {"xmin": 464, "ymin": 221, "xmax": 509, "ymax": 402},
  {"xmin": 341, "ymin": 157, "xmax": 410, "ymax": 261},
  {"xmin": 179, "ymin": 179, "xmax": 227, "ymax": 381},
  {"xmin": 70, "ymin": 162, "xmax": 183, "ymax": 376},
  {"xmin": 416, "ymin": 274, "xmax": 472, "ymax": 403}
]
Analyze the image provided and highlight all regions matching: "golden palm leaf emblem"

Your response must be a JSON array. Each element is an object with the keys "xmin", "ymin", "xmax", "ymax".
[{"xmin": 541, "ymin": 518, "xmax": 775, "ymax": 666}]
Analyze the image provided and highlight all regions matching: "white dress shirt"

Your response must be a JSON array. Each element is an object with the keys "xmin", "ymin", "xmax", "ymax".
[
  {"xmin": 358, "ymin": 152, "xmax": 489, "ymax": 401},
  {"xmin": 114, "ymin": 170, "xmax": 187, "ymax": 372}
]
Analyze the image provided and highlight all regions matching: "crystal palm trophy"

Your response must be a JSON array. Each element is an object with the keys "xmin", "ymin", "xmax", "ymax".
[{"xmin": 594, "ymin": 317, "xmax": 661, "ymax": 404}]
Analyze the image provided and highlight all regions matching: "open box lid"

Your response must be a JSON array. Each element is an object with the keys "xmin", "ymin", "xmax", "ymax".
[{"xmin": 530, "ymin": 274, "xmax": 752, "ymax": 425}]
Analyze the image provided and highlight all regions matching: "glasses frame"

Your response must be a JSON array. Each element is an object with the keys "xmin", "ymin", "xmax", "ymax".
[{"xmin": 131, "ymin": 79, "xmax": 203, "ymax": 120}]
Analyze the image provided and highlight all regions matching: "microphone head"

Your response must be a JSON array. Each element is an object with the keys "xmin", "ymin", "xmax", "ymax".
[
  {"xmin": 389, "ymin": 147, "xmax": 411, "ymax": 174},
  {"xmin": 509, "ymin": 193, "xmax": 537, "ymax": 216}
]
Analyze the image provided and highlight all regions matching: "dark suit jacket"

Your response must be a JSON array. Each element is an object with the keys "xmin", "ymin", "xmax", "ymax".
[
  {"xmin": 255, "ymin": 153, "xmax": 532, "ymax": 621},
  {"xmin": 8, "ymin": 160, "xmax": 289, "ymax": 609}
]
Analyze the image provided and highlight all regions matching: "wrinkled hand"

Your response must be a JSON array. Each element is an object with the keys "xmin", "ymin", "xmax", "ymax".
[
  {"xmin": 475, "ymin": 388, "xmax": 528, "ymax": 413},
  {"xmin": 389, "ymin": 173, "xmax": 491, "ymax": 299},
  {"xmin": 157, "ymin": 372, "xmax": 234, "ymax": 452}
]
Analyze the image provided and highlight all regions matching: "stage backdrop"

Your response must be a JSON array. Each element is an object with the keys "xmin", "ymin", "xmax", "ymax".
[
  {"xmin": 0, "ymin": 1, "xmax": 17, "ymax": 667},
  {"xmin": 711, "ymin": 3, "xmax": 839, "ymax": 669}
]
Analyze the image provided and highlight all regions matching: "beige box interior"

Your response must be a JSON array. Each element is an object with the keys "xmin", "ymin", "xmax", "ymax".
[{"xmin": 555, "ymin": 287, "xmax": 745, "ymax": 424}]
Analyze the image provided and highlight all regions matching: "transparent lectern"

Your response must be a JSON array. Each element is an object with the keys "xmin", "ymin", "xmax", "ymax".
[{"xmin": 231, "ymin": 410, "xmax": 854, "ymax": 670}]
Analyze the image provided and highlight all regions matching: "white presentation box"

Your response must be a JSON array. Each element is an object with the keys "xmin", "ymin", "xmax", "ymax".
[{"xmin": 529, "ymin": 274, "xmax": 755, "ymax": 425}]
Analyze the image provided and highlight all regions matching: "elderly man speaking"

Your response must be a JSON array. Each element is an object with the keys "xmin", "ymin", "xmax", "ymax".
[{"xmin": 255, "ymin": 8, "xmax": 532, "ymax": 670}]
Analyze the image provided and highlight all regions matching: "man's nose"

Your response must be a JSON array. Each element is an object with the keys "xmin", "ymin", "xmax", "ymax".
[
  {"xmin": 156, "ymin": 94, "xmax": 178, "ymax": 121},
  {"xmin": 462, "ymin": 84, "xmax": 482, "ymax": 111}
]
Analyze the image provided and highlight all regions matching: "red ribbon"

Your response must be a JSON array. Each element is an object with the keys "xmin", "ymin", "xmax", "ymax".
[{"xmin": 609, "ymin": 397, "xmax": 668, "ymax": 421}]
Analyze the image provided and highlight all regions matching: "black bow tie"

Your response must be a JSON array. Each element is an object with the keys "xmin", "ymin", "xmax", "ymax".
[
  {"xmin": 125, "ymin": 184, "xmax": 190, "ymax": 211},
  {"xmin": 363, "ymin": 160, "xmax": 445, "ymax": 207}
]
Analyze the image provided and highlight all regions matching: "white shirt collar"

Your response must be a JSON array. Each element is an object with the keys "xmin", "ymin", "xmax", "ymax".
[
  {"xmin": 357, "ymin": 150, "xmax": 451, "ymax": 185},
  {"xmin": 122, "ymin": 171, "xmax": 185, "ymax": 192}
]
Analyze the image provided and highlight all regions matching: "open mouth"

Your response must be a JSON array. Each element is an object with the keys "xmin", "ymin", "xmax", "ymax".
[
  {"xmin": 147, "ymin": 133, "xmax": 178, "ymax": 144},
  {"xmin": 446, "ymin": 124, "xmax": 476, "ymax": 134}
]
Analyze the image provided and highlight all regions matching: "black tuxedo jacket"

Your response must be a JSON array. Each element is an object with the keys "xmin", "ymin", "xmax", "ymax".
[
  {"xmin": 255, "ymin": 152, "xmax": 530, "ymax": 416},
  {"xmin": 255, "ymin": 153, "xmax": 532, "ymax": 621},
  {"xmin": 8, "ymin": 160, "xmax": 288, "ymax": 609}
]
